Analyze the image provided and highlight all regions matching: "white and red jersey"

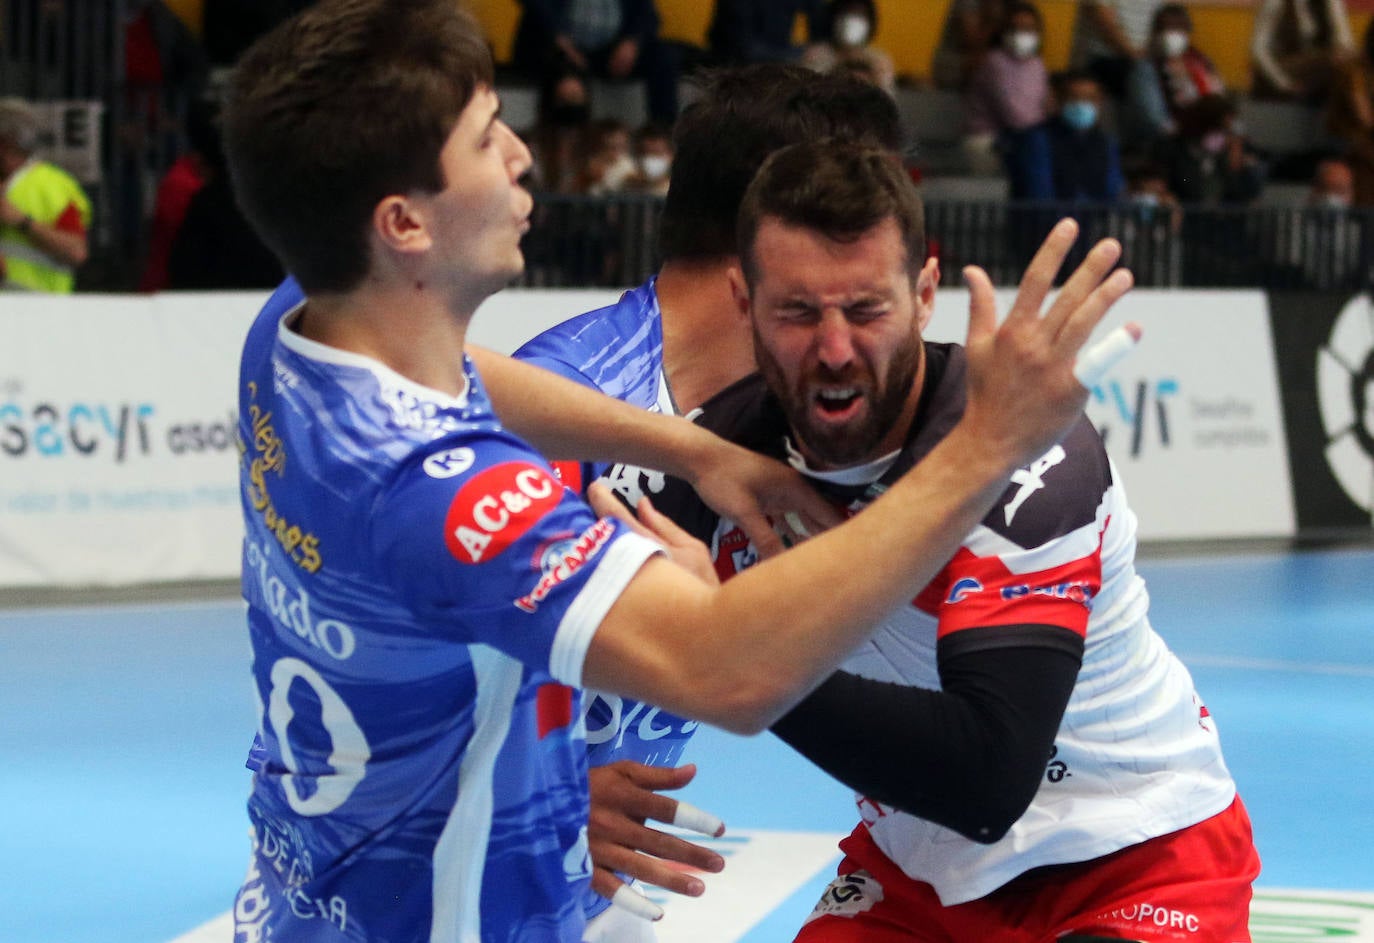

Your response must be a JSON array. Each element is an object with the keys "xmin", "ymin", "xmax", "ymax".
[{"xmin": 669, "ymin": 342, "xmax": 1237, "ymax": 906}]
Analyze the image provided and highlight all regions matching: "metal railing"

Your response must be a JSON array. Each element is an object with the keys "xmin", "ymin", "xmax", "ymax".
[{"xmin": 517, "ymin": 193, "xmax": 1374, "ymax": 294}]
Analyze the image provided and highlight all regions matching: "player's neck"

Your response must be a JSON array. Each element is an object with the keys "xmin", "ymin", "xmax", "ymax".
[
  {"xmin": 656, "ymin": 258, "xmax": 756, "ymax": 414},
  {"xmin": 295, "ymin": 277, "xmax": 474, "ymax": 398}
]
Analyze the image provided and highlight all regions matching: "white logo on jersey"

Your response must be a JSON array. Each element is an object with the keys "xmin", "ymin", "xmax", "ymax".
[
  {"xmin": 1004, "ymin": 444, "xmax": 1067, "ymax": 526},
  {"xmin": 601, "ymin": 462, "xmax": 666, "ymax": 507},
  {"xmin": 422, "ymin": 447, "xmax": 475, "ymax": 479}
]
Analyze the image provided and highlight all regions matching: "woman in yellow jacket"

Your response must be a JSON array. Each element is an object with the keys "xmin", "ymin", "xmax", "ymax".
[{"xmin": 0, "ymin": 98, "xmax": 91, "ymax": 293}]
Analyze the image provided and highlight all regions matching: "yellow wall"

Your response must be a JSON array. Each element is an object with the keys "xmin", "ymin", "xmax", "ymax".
[{"xmin": 464, "ymin": 0, "xmax": 1371, "ymax": 92}]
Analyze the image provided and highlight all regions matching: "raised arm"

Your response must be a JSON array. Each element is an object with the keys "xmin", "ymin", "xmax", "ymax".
[
  {"xmin": 583, "ymin": 221, "xmax": 1136, "ymax": 734},
  {"xmin": 468, "ymin": 344, "xmax": 841, "ymax": 554}
]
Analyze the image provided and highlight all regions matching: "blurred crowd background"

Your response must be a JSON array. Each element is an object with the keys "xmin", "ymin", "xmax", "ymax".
[{"xmin": 5, "ymin": 0, "xmax": 1374, "ymax": 295}]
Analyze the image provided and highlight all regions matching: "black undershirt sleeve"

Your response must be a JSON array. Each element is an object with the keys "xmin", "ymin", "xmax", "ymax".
[{"xmin": 769, "ymin": 624, "xmax": 1084, "ymax": 844}]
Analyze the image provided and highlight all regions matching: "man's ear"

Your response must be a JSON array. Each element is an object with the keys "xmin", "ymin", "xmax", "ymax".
[
  {"xmin": 373, "ymin": 195, "xmax": 432, "ymax": 254},
  {"xmin": 915, "ymin": 255, "xmax": 939, "ymax": 333},
  {"xmin": 727, "ymin": 264, "xmax": 752, "ymax": 322}
]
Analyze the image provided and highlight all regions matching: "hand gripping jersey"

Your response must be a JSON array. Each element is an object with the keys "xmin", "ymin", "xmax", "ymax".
[
  {"xmin": 655, "ymin": 342, "xmax": 1238, "ymax": 906},
  {"xmin": 514, "ymin": 279, "xmax": 702, "ymax": 922},
  {"xmin": 234, "ymin": 281, "xmax": 660, "ymax": 943}
]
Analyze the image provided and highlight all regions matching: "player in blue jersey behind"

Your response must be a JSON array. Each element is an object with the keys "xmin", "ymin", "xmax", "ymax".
[
  {"xmin": 512, "ymin": 65, "xmax": 916, "ymax": 937},
  {"xmin": 221, "ymin": 1, "xmax": 1136, "ymax": 940}
]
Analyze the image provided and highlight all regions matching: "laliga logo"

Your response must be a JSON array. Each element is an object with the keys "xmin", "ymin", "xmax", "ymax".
[{"xmin": 1317, "ymin": 297, "xmax": 1374, "ymax": 513}]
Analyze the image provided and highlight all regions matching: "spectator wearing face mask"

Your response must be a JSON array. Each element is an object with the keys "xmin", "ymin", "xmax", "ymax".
[
  {"xmin": 1132, "ymin": 4, "xmax": 1226, "ymax": 143},
  {"xmin": 1046, "ymin": 70, "xmax": 1125, "ymax": 203},
  {"xmin": 802, "ymin": 0, "xmax": 896, "ymax": 95},
  {"xmin": 1287, "ymin": 156, "xmax": 1366, "ymax": 288},
  {"xmin": 627, "ymin": 121, "xmax": 673, "ymax": 196},
  {"xmin": 964, "ymin": 1, "xmax": 1053, "ymax": 196}
]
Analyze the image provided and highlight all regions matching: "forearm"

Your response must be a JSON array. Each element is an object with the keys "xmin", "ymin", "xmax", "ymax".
[
  {"xmin": 771, "ymin": 635, "xmax": 1082, "ymax": 841},
  {"xmin": 20, "ymin": 218, "xmax": 87, "ymax": 268},
  {"xmin": 469, "ymin": 345, "xmax": 709, "ymax": 477},
  {"xmin": 586, "ymin": 424, "xmax": 1019, "ymax": 733}
]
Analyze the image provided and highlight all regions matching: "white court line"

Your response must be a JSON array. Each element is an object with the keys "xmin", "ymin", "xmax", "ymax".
[{"xmin": 1180, "ymin": 653, "xmax": 1374, "ymax": 678}]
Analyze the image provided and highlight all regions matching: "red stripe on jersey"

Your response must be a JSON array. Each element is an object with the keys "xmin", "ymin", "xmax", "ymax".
[
  {"xmin": 930, "ymin": 546, "xmax": 1102, "ymax": 639},
  {"xmin": 537, "ymin": 683, "xmax": 575, "ymax": 739},
  {"xmin": 549, "ymin": 460, "xmax": 584, "ymax": 493}
]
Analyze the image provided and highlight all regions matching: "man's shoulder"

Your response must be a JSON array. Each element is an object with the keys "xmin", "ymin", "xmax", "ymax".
[{"xmin": 979, "ymin": 415, "xmax": 1114, "ymax": 550}]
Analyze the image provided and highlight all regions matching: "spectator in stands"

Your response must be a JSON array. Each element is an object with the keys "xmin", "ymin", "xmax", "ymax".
[
  {"xmin": 931, "ymin": 0, "xmax": 1008, "ymax": 90},
  {"xmin": 627, "ymin": 121, "xmax": 673, "ymax": 195},
  {"xmin": 1116, "ymin": 160, "xmax": 1182, "ymax": 285},
  {"xmin": 165, "ymin": 98, "xmax": 282, "ymax": 290},
  {"xmin": 1071, "ymin": 0, "xmax": 1162, "ymax": 96},
  {"xmin": 512, "ymin": 0, "xmax": 680, "ymax": 125},
  {"xmin": 1136, "ymin": 4, "xmax": 1226, "ymax": 143},
  {"xmin": 525, "ymin": 68, "xmax": 595, "ymax": 194},
  {"xmin": 1264, "ymin": 155, "xmax": 1365, "ymax": 290},
  {"xmin": 577, "ymin": 118, "xmax": 637, "ymax": 194},
  {"xmin": 118, "ymin": 0, "xmax": 209, "ymax": 272},
  {"xmin": 0, "ymin": 98, "xmax": 91, "ymax": 293},
  {"xmin": 963, "ymin": 1, "xmax": 1053, "ymax": 197},
  {"xmin": 1071, "ymin": 0, "xmax": 1163, "ymax": 151},
  {"xmin": 1325, "ymin": 17, "xmax": 1374, "ymax": 205},
  {"xmin": 707, "ymin": 0, "xmax": 828, "ymax": 66},
  {"xmin": 1046, "ymin": 71, "xmax": 1125, "ymax": 203},
  {"xmin": 1154, "ymin": 94, "xmax": 1266, "ymax": 206},
  {"xmin": 801, "ymin": 0, "xmax": 896, "ymax": 95},
  {"xmin": 1250, "ymin": 0, "xmax": 1355, "ymax": 102},
  {"xmin": 139, "ymin": 95, "xmax": 217, "ymax": 292}
]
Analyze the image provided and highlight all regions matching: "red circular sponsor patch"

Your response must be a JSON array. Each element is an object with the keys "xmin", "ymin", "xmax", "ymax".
[{"xmin": 444, "ymin": 462, "xmax": 563, "ymax": 564}]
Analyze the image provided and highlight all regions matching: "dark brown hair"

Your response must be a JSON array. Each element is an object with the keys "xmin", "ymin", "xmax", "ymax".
[
  {"xmin": 660, "ymin": 64, "xmax": 906, "ymax": 263},
  {"xmin": 737, "ymin": 141, "xmax": 926, "ymax": 287},
  {"xmin": 223, "ymin": 0, "xmax": 493, "ymax": 294}
]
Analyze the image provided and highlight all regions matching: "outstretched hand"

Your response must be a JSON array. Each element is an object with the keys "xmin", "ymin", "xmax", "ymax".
[
  {"xmin": 587, "ymin": 761, "xmax": 727, "ymax": 915},
  {"xmin": 683, "ymin": 440, "xmax": 843, "ymax": 558},
  {"xmin": 961, "ymin": 218, "xmax": 1137, "ymax": 468}
]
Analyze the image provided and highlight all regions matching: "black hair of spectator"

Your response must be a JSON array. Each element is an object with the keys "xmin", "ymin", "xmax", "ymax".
[
  {"xmin": 659, "ymin": 63, "xmax": 906, "ymax": 263},
  {"xmin": 1363, "ymin": 14, "xmax": 1374, "ymax": 63},
  {"xmin": 1151, "ymin": 4, "xmax": 1193, "ymax": 34},
  {"xmin": 994, "ymin": 2, "xmax": 1045, "ymax": 46}
]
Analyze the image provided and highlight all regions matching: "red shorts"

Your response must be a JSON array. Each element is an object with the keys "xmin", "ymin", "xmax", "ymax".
[{"xmin": 794, "ymin": 797, "xmax": 1260, "ymax": 943}]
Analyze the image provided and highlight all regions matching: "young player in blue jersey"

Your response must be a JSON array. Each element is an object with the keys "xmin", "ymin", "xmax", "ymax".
[{"xmin": 221, "ymin": 2, "xmax": 1137, "ymax": 940}]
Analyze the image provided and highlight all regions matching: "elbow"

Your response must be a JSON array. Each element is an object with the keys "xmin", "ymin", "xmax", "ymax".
[
  {"xmin": 693, "ymin": 672, "xmax": 798, "ymax": 736},
  {"xmin": 940, "ymin": 773, "xmax": 1041, "ymax": 844}
]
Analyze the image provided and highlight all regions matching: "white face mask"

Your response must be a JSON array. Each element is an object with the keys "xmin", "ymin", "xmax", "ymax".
[
  {"xmin": 1006, "ymin": 30, "xmax": 1040, "ymax": 59},
  {"xmin": 1157, "ymin": 30, "xmax": 1189, "ymax": 58},
  {"xmin": 640, "ymin": 154, "xmax": 671, "ymax": 180},
  {"xmin": 837, "ymin": 14, "xmax": 871, "ymax": 47}
]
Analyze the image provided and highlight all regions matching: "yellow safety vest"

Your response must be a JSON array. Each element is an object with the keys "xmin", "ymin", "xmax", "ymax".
[{"xmin": 1, "ymin": 160, "xmax": 92, "ymax": 293}]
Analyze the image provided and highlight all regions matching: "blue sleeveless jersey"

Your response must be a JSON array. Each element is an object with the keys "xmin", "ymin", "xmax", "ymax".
[
  {"xmin": 515, "ymin": 280, "xmax": 702, "ymax": 921},
  {"xmin": 234, "ymin": 279, "xmax": 660, "ymax": 943}
]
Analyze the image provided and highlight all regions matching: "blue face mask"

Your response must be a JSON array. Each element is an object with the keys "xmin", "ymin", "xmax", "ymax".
[{"xmin": 1061, "ymin": 100, "xmax": 1097, "ymax": 131}]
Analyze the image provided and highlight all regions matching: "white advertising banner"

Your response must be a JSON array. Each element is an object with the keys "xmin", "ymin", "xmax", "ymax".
[
  {"xmin": 0, "ymin": 287, "xmax": 1291, "ymax": 588},
  {"xmin": 924, "ymin": 288, "xmax": 1295, "ymax": 541}
]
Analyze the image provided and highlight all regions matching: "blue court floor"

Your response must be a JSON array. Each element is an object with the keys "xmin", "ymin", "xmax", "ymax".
[{"xmin": 1, "ymin": 543, "xmax": 1371, "ymax": 942}]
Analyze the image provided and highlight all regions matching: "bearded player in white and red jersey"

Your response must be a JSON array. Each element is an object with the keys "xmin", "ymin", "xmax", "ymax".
[{"xmin": 650, "ymin": 141, "xmax": 1260, "ymax": 943}]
